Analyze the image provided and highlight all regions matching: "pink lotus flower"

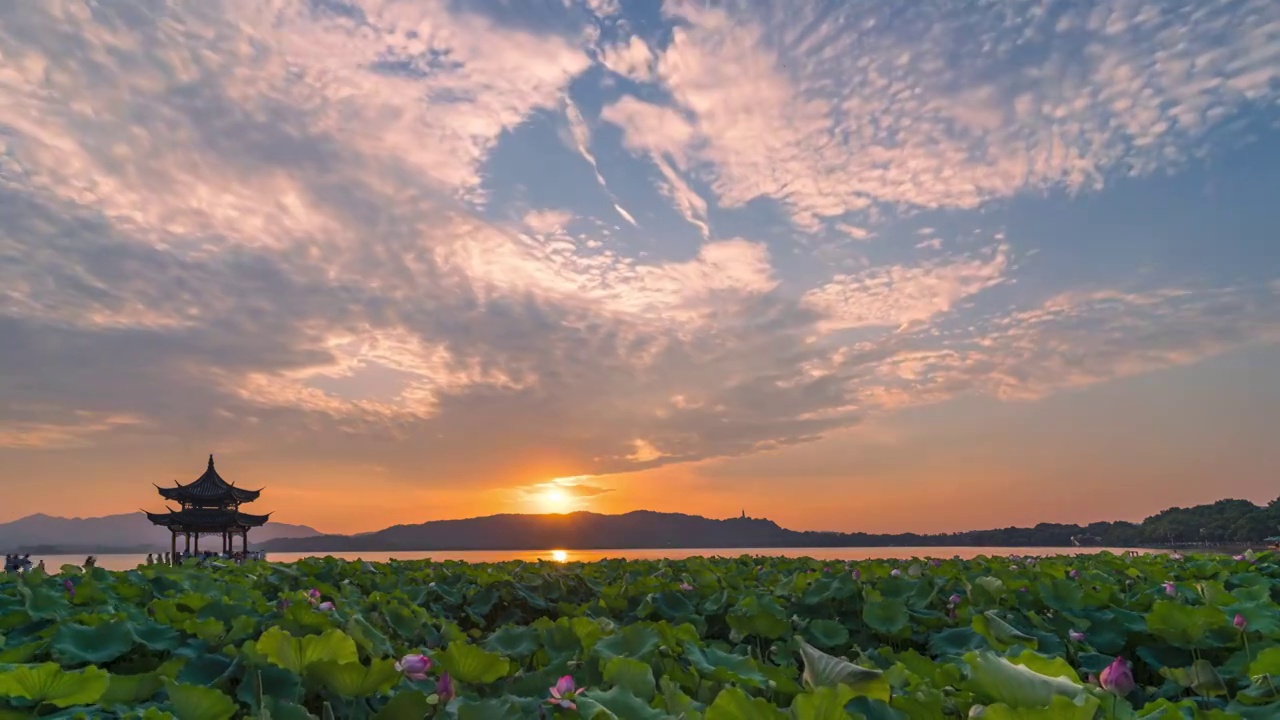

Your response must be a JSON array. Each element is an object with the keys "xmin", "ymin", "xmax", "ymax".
[
  {"xmin": 317, "ymin": 601, "xmax": 335, "ymax": 611},
  {"xmin": 1233, "ymin": 554, "xmax": 1246, "ymax": 562},
  {"xmin": 396, "ymin": 654, "xmax": 432, "ymax": 681},
  {"xmin": 548, "ymin": 675, "xmax": 578, "ymax": 710},
  {"xmin": 1163, "ymin": 582, "xmax": 1176, "ymax": 596},
  {"xmin": 930, "ymin": 559, "xmax": 941, "ymax": 567},
  {"xmin": 1068, "ymin": 569, "xmax": 1079, "ymax": 578},
  {"xmin": 63, "ymin": 579, "xmax": 74, "ymax": 597},
  {"xmin": 1234, "ymin": 614, "xmax": 1248, "ymax": 631},
  {"xmin": 1099, "ymin": 657, "xmax": 1135, "ymax": 695},
  {"xmin": 437, "ymin": 672, "xmax": 454, "ymax": 702},
  {"xmin": 851, "ymin": 569, "xmax": 861, "ymax": 580},
  {"xmin": 307, "ymin": 588, "xmax": 322, "ymax": 603},
  {"xmin": 1068, "ymin": 630, "xmax": 1085, "ymax": 642},
  {"xmin": 679, "ymin": 582, "xmax": 693, "ymax": 592},
  {"xmin": 890, "ymin": 569, "xmax": 901, "ymax": 577},
  {"xmin": 948, "ymin": 593, "xmax": 962, "ymax": 606}
]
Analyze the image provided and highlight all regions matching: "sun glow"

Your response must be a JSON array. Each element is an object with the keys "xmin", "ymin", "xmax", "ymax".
[
  {"xmin": 537, "ymin": 486, "xmax": 571, "ymax": 513},
  {"xmin": 550, "ymin": 550, "xmax": 569, "ymax": 562}
]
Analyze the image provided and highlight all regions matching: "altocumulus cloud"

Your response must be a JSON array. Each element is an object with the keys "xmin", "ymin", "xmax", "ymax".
[{"xmin": 1, "ymin": 0, "xmax": 1279, "ymax": 490}]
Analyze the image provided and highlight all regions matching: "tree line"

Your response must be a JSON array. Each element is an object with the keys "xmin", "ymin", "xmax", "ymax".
[{"xmin": 793, "ymin": 497, "xmax": 1280, "ymax": 548}]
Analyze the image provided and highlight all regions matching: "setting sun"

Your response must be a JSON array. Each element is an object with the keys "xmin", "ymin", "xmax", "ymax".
[
  {"xmin": 550, "ymin": 550, "xmax": 568, "ymax": 562},
  {"xmin": 537, "ymin": 486, "xmax": 571, "ymax": 514}
]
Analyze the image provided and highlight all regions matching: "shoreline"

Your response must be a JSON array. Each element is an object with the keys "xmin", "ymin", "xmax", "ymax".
[{"xmin": 10, "ymin": 542, "xmax": 1268, "ymax": 557}]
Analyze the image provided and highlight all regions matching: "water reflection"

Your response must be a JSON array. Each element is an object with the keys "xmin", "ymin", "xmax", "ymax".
[{"xmin": 37, "ymin": 546, "xmax": 1160, "ymax": 572}]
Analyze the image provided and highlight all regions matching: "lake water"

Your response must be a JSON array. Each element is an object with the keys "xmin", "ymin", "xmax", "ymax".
[{"xmin": 34, "ymin": 546, "xmax": 1158, "ymax": 572}]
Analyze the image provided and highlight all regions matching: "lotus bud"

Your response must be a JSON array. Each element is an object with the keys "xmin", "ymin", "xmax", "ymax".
[
  {"xmin": 1068, "ymin": 569, "xmax": 1079, "ymax": 578},
  {"xmin": 1068, "ymin": 630, "xmax": 1085, "ymax": 642},
  {"xmin": 317, "ymin": 601, "xmax": 335, "ymax": 611},
  {"xmin": 679, "ymin": 582, "xmax": 693, "ymax": 592},
  {"xmin": 1163, "ymin": 581, "xmax": 1176, "ymax": 596},
  {"xmin": 396, "ymin": 653, "xmax": 432, "ymax": 681},
  {"xmin": 437, "ymin": 672, "xmax": 454, "ymax": 702},
  {"xmin": 890, "ymin": 569, "xmax": 901, "ymax": 577},
  {"xmin": 1234, "ymin": 613, "xmax": 1247, "ymax": 631},
  {"xmin": 851, "ymin": 569, "xmax": 861, "ymax": 580},
  {"xmin": 1099, "ymin": 657, "xmax": 1135, "ymax": 695},
  {"xmin": 948, "ymin": 593, "xmax": 963, "ymax": 606}
]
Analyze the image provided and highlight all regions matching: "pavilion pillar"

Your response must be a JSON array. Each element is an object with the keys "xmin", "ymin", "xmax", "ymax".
[
  {"xmin": 242, "ymin": 531, "xmax": 248, "ymax": 553},
  {"xmin": 194, "ymin": 532, "xmax": 200, "ymax": 553},
  {"xmin": 185, "ymin": 532, "xmax": 191, "ymax": 553},
  {"xmin": 222, "ymin": 531, "xmax": 228, "ymax": 553},
  {"xmin": 170, "ymin": 532, "xmax": 176, "ymax": 563}
]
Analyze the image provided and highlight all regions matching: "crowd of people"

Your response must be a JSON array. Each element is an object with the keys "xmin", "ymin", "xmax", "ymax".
[
  {"xmin": 146, "ymin": 549, "xmax": 267, "ymax": 566},
  {"xmin": 3, "ymin": 553, "xmax": 41, "ymax": 573},
  {"xmin": 3, "ymin": 550, "xmax": 268, "ymax": 573}
]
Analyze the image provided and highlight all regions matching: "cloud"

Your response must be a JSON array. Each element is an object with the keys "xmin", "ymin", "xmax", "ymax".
[
  {"xmin": 803, "ymin": 246, "xmax": 1009, "ymax": 331},
  {"xmin": 0, "ymin": 412, "xmax": 142, "ymax": 450},
  {"xmin": 599, "ymin": 0, "xmax": 1280, "ymax": 232}
]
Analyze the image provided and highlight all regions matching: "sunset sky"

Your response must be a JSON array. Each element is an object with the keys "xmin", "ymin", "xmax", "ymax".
[{"xmin": 2, "ymin": 0, "xmax": 1279, "ymax": 535}]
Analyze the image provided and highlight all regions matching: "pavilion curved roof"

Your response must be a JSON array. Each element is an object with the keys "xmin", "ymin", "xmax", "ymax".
[
  {"xmin": 155, "ymin": 455, "xmax": 261, "ymax": 504},
  {"xmin": 144, "ymin": 507, "xmax": 272, "ymax": 530}
]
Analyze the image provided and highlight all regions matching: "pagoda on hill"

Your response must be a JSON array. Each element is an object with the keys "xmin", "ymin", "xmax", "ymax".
[{"xmin": 144, "ymin": 455, "xmax": 270, "ymax": 557}]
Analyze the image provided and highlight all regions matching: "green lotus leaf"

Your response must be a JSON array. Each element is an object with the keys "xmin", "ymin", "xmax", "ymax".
[
  {"xmin": 603, "ymin": 656, "xmax": 656, "ymax": 701},
  {"xmin": 798, "ymin": 639, "xmax": 887, "ymax": 699},
  {"xmin": 0, "ymin": 663, "xmax": 109, "ymax": 708},
  {"xmin": 454, "ymin": 696, "xmax": 537, "ymax": 720},
  {"xmin": 436, "ymin": 641, "xmax": 511, "ymax": 685},
  {"xmin": 972, "ymin": 611, "xmax": 1038, "ymax": 652},
  {"xmin": 101, "ymin": 659, "xmax": 184, "ymax": 705},
  {"xmin": 791, "ymin": 685, "xmax": 856, "ymax": 720},
  {"xmin": 862, "ymin": 597, "xmax": 909, "ymax": 636},
  {"xmin": 17, "ymin": 585, "xmax": 69, "ymax": 621},
  {"xmin": 311, "ymin": 658, "xmax": 402, "ymax": 697},
  {"xmin": 482, "ymin": 624, "xmax": 540, "ymax": 659},
  {"xmin": 705, "ymin": 686, "xmax": 787, "ymax": 720},
  {"xmin": 728, "ymin": 594, "xmax": 789, "ymax": 640},
  {"xmin": 963, "ymin": 651, "xmax": 1087, "ymax": 708},
  {"xmin": 576, "ymin": 686, "xmax": 667, "ymax": 719},
  {"xmin": 974, "ymin": 694, "xmax": 1099, "ymax": 720},
  {"xmin": 49, "ymin": 621, "xmax": 135, "ymax": 667},
  {"xmin": 373, "ymin": 690, "xmax": 433, "ymax": 719},
  {"xmin": 255, "ymin": 627, "xmax": 358, "ymax": 675},
  {"xmin": 595, "ymin": 624, "xmax": 661, "ymax": 661},
  {"xmin": 1145, "ymin": 600, "xmax": 1228, "ymax": 647},
  {"xmin": 844, "ymin": 695, "xmax": 908, "ymax": 720},
  {"xmin": 804, "ymin": 619, "xmax": 849, "ymax": 650},
  {"xmin": 658, "ymin": 677, "xmax": 701, "ymax": 716},
  {"xmin": 165, "ymin": 683, "xmax": 237, "ymax": 720},
  {"xmin": 1005, "ymin": 649, "xmax": 1080, "ymax": 683},
  {"xmin": 683, "ymin": 641, "xmax": 768, "ymax": 687},
  {"xmin": 1160, "ymin": 659, "xmax": 1228, "ymax": 698}
]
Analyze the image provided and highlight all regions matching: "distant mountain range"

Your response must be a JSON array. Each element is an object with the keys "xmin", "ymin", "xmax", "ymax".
[
  {"xmin": 0, "ymin": 513, "xmax": 322, "ymax": 554},
  {"xmin": 258, "ymin": 497, "xmax": 1280, "ymax": 553}
]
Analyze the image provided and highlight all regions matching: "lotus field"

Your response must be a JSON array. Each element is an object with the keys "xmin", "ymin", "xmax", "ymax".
[{"xmin": 1, "ymin": 552, "xmax": 1279, "ymax": 719}]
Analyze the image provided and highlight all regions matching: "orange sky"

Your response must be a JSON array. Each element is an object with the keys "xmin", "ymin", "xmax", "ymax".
[{"xmin": 4, "ymin": 347, "xmax": 1277, "ymax": 535}]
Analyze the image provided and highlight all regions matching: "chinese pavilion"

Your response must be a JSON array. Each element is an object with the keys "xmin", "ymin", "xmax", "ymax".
[{"xmin": 144, "ymin": 455, "xmax": 270, "ymax": 557}]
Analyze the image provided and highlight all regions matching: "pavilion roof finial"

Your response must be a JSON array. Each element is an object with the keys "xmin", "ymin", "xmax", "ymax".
[{"xmin": 208, "ymin": 454, "xmax": 215, "ymax": 468}]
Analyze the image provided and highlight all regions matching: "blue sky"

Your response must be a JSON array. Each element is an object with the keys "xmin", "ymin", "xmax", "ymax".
[{"xmin": 1, "ymin": 0, "xmax": 1278, "ymax": 532}]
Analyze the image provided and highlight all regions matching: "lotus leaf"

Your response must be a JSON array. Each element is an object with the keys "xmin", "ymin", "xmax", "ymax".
[
  {"xmin": 165, "ymin": 683, "xmax": 237, "ymax": 720},
  {"xmin": 0, "ymin": 663, "xmax": 109, "ymax": 709},
  {"xmin": 436, "ymin": 641, "xmax": 511, "ymax": 684},
  {"xmin": 255, "ymin": 627, "xmax": 358, "ymax": 675},
  {"xmin": 310, "ymin": 658, "xmax": 402, "ymax": 697}
]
